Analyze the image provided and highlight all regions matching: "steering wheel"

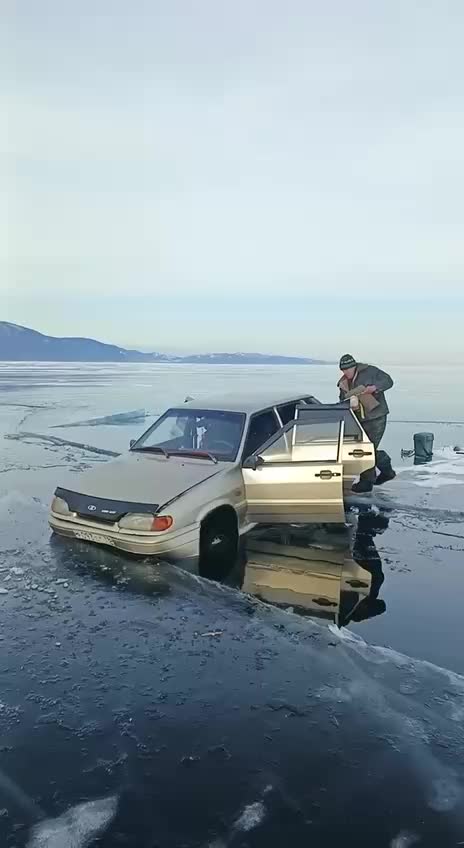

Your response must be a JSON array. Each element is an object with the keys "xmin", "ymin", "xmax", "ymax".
[{"xmin": 204, "ymin": 439, "xmax": 235, "ymax": 454}]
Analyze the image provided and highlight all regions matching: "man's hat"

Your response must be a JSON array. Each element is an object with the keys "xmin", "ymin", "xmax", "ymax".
[{"xmin": 339, "ymin": 354, "xmax": 357, "ymax": 370}]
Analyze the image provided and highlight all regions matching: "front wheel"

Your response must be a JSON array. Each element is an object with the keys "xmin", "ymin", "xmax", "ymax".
[{"xmin": 199, "ymin": 513, "xmax": 238, "ymax": 581}]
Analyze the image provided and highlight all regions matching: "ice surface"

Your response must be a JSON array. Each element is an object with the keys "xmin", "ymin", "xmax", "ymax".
[
  {"xmin": 52, "ymin": 409, "xmax": 147, "ymax": 428},
  {"xmin": 27, "ymin": 796, "xmax": 118, "ymax": 848}
]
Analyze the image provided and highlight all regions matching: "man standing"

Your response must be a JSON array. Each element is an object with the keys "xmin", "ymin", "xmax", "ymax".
[{"xmin": 338, "ymin": 354, "xmax": 396, "ymax": 493}]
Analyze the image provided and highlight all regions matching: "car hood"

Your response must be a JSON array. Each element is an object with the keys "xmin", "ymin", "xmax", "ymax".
[{"xmin": 55, "ymin": 453, "xmax": 226, "ymax": 518}]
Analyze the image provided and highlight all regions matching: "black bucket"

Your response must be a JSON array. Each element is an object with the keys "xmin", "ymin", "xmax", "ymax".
[{"xmin": 414, "ymin": 432, "xmax": 434, "ymax": 464}]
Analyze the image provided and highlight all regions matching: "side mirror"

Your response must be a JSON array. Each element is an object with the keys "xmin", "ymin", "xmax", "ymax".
[
  {"xmin": 129, "ymin": 439, "xmax": 136, "ymax": 449},
  {"xmin": 243, "ymin": 454, "xmax": 264, "ymax": 470}
]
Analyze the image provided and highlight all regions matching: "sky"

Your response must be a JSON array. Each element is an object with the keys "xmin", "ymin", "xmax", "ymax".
[{"xmin": 2, "ymin": 0, "xmax": 464, "ymax": 363}]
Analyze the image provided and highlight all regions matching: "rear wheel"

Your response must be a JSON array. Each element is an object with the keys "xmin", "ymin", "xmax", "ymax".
[{"xmin": 199, "ymin": 511, "xmax": 238, "ymax": 581}]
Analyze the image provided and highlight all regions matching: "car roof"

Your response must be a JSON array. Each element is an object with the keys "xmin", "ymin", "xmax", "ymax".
[{"xmin": 180, "ymin": 392, "xmax": 316, "ymax": 414}]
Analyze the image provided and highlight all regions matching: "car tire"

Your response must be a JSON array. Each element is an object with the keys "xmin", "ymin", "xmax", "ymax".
[{"xmin": 199, "ymin": 512, "xmax": 238, "ymax": 581}]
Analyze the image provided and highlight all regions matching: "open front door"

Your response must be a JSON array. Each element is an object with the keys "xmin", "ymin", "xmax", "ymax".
[
  {"xmin": 296, "ymin": 403, "xmax": 375, "ymax": 479},
  {"xmin": 242, "ymin": 417, "xmax": 345, "ymax": 525}
]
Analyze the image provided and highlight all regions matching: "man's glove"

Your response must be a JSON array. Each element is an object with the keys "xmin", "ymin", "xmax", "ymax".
[{"xmin": 343, "ymin": 385, "xmax": 368, "ymax": 399}]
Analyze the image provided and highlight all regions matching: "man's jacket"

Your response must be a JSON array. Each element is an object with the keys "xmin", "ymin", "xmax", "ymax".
[{"xmin": 337, "ymin": 363, "xmax": 393, "ymax": 421}]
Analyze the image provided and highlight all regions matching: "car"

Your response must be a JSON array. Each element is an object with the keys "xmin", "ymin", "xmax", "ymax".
[{"xmin": 49, "ymin": 391, "xmax": 375, "ymax": 579}]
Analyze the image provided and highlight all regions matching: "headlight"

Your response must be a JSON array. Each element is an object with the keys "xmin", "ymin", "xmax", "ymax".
[
  {"xmin": 118, "ymin": 514, "xmax": 173, "ymax": 532},
  {"xmin": 51, "ymin": 496, "xmax": 70, "ymax": 515}
]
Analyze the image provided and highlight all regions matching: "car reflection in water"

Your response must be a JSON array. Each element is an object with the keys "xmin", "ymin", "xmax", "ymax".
[{"xmin": 234, "ymin": 509, "xmax": 389, "ymax": 629}]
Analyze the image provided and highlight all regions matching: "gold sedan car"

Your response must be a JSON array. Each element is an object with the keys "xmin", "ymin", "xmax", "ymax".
[{"xmin": 49, "ymin": 392, "xmax": 374, "ymax": 579}]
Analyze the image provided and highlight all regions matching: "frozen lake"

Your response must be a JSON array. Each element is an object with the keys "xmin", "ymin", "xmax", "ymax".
[{"xmin": 0, "ymin": 362, "xmax": 463, "ymax": 846}]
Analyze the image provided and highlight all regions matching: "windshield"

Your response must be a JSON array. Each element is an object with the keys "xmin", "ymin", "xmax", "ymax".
[{"xmin": 132, "ymin": 408, "xmax": 246, "ymax": 461}]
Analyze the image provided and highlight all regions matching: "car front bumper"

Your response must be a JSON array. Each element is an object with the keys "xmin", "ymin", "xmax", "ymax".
[{"xmin": 49, "ymin": 511, "xmax": 200, "ymax": 562}]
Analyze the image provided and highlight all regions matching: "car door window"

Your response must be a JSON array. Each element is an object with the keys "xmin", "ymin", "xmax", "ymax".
[
  {"xmin": 294, "ymin": 421, "xmax": 341, "ymax": 446},
  {"xmin": 258, "ymin": 420, "xmax": 342, "ymax": 463},
  {"xmin": 243, "ymin": 410, "xmax": 280, "ymax": 459},
  {"xmin": 292, "ymin": 421, "xmax": 342, "ymax": 461},
  {"xmin": 245, "ymin": 413, "xmax": 345, "ymax": 463},
  {"xmin": 296, "ymin": 403, "xmax": 362, "ymax": 440},
  {"xmin": 256, "ymin": 431, "xmax": 291, "ymax": 462},
  {"xmin": 277, "ymin": 402, "xmax": 297, "ymax": 425}
]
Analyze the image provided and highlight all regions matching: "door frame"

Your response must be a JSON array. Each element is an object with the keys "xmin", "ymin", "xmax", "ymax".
[
  {"xmin": 243, "ymin": 408, "xmax": 347, "ymax": 466},
  {"xmin": 295, "ymin": 402, "xmax": 375, "ymax": 478}
]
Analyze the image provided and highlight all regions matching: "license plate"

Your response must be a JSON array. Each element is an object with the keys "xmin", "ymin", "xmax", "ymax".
[{"xmin": 75, "ymin": 531, "xmax": 115, "ymax": 546}]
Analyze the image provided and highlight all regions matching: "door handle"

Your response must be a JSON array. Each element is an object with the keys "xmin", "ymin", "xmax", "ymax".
[
  {"xmin": 348, "ymin": 449, "xmax": 373, "ymax": 457},
  {"xmin": 313, "ymin": 597, "xmax": 337, "ymax": 607},
  {"xmin": 315, "ymin": 470, "xmax": 342, "ymax": 479}
]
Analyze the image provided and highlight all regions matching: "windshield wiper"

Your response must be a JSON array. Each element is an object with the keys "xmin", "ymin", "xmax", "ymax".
[
  {"xmin": 132, "ymin": 446, "xmax": 170, "ymax": 458},
  {"xmin": 169, "ymin": 449, "xmax": 218, "ymax": 464}
]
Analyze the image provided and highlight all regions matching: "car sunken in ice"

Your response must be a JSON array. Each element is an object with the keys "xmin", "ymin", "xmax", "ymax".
[{"xmin": 49, "ymin": 392, "xmax": 375, "ymax": 578}]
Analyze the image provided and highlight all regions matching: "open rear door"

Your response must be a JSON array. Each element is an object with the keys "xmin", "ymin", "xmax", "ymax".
[
  {"xmin": 242, "ymin": 416, "xmax": 345, "ymax": 525},
  {"xmin": 296, "ymin": 403, "xmax": 375, "ymax": 479}
]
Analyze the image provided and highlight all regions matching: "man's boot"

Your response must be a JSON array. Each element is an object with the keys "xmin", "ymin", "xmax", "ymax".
[
  {"xmin": 352, "ymin": 465, "xmax": 375, "ymax": 494},
  {"xmin": 374, "ymin": 450, "xmax": 396, "ymax": 486},
  {"xmin": 352, "ymin": 479, "xmax": 374, "ymax": 494}
]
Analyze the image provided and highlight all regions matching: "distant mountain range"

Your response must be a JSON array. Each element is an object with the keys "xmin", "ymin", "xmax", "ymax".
[{"xmin": 0, "ymin": 322, "xmax": 328, "ymax": 365}]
